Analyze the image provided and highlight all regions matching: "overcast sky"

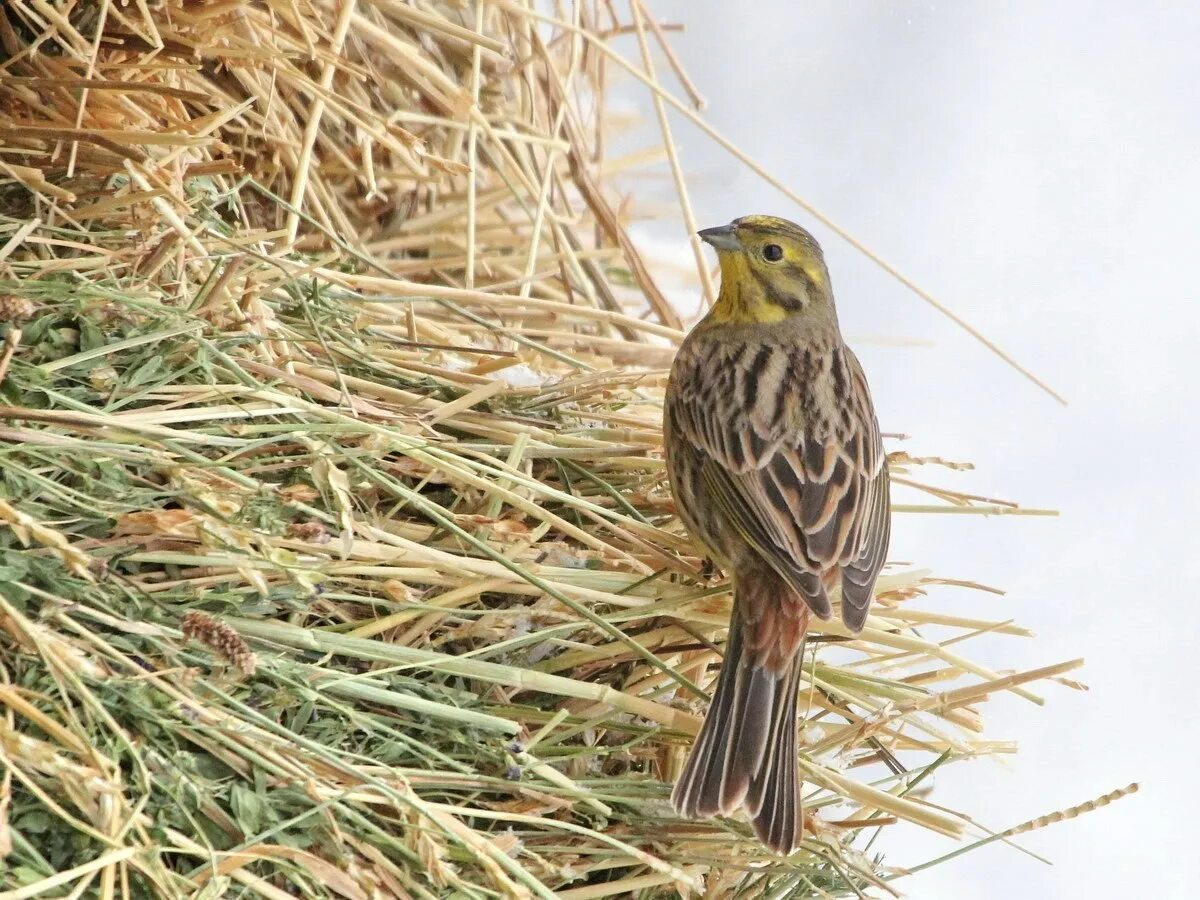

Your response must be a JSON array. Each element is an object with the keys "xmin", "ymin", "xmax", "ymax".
[{"xmin": 624, "ymin": 2, "xmax": 1198, "ymax": 896}]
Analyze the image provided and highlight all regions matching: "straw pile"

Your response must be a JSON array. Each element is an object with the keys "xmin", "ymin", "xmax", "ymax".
[{"xmin": 0, "ymin": 2, "xmax": 1124, "ymax": 897}]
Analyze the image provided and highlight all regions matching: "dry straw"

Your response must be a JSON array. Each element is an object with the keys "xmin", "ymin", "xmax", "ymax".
[{"xmin": 0, "ymin": 1, "xmax": 1128, "ymax": 897}]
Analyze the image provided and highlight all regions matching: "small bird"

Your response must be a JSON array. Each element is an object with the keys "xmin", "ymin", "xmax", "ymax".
[{"xmin": 666, "ymin": 215, "xmax": 890, "ymax": 854}]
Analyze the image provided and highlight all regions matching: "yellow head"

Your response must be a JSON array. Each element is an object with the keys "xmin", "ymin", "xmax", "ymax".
[{"xmin": 699, "ymin": 215, "xmax": 834, "ymax": 326}]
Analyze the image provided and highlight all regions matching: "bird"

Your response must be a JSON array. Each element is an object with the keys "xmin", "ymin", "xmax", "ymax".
[{"xmin": 665, "ymin": 215, "xmax": 890, "ymax": 854}]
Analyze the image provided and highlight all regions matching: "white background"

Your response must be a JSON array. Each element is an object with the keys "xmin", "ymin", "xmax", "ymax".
[{"xmin": 624, "ymin": 2, "xmax": 1199, "ymax": 896}]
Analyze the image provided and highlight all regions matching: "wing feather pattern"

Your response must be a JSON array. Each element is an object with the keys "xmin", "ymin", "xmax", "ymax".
[{"xmin": 667, "ymin": 340, "xmax": 889, "ymax": 631}]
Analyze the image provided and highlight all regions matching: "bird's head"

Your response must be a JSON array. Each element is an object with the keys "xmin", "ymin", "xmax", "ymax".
[{"xmin": 699, "ymin": 215, "xmax": 835, "ymax": 327}]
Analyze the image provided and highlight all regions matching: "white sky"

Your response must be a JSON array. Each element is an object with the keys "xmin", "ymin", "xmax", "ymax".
[{"xmin": 623, "ymin": 2, "xmax": 1199, "ymax": 896}]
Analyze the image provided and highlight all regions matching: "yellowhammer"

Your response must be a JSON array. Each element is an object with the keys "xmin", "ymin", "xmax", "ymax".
[{"xmin": 666, "ymin": 215, "xmax": 891, "ymax": 853}]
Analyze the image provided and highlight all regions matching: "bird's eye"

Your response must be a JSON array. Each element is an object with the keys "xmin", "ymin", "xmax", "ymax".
[{"xmin": 762, "ymin": 243, "xmax": 784, "ymax": 262}]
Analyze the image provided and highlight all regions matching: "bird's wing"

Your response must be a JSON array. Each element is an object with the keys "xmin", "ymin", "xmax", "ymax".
[{"xmin": 668, "ymin": 341, "xmax": 888, "ymax": 629}]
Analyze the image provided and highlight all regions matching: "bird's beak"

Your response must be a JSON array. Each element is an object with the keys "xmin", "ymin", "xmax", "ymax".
[{"xmin": 697, "ymin": 224, "xmax": 741, "ymax": 252}]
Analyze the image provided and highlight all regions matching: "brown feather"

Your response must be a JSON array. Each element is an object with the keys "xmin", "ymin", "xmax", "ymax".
[
  {"xmin": 666, "ymin": 216, "xmax": 890, "ymax": 854},
  {"xmin": 670, "ymin": 571, "xmax": 809, "ymax": 852}
]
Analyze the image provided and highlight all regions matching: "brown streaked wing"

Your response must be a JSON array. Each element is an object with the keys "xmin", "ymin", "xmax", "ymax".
[
  {"xmin": 669, "ymin": 340, "xmax": 889, "ymax": 626},
  {"xmin": 838, "ymin": 349, "xmax": 889, "ymax": 632},
  {"xmin": 667, "ymin": 342, "xmax": 786, "ymax": 474},
  {"xmin": 699, "ymin": 458, "xmax": 832, "ymax": 618},
  {"xmin": 841, "ymin": 464, "xmax": 890, "ymax": 632}
]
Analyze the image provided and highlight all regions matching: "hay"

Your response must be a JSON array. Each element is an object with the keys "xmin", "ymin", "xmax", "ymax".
[{"xmin": 0, "ymin": 2, "xmax": 1128, "ymax": 897}]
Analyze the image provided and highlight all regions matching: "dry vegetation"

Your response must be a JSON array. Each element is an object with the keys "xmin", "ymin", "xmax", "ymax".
[{"xmin": 0, "ymin": 1, "xmax": 1130, "ymax": 897}]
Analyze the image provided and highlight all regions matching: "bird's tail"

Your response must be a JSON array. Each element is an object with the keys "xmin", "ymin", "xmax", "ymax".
[{"xmin": 671, "ymin": 575, "xmax": 810, "ymax": 854}]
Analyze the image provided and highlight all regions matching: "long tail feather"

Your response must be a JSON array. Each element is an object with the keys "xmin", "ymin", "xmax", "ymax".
[{"xmin": 671, "ymin": 576, "xmax": 809, "ymax": 854}]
